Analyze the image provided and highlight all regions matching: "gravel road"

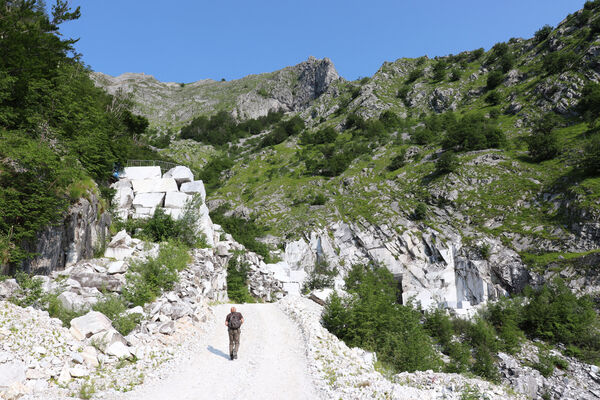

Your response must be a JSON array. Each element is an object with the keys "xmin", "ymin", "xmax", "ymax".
[{"xmin": 114, "ymin": 303, "xmax": 321, "ymax": 400}]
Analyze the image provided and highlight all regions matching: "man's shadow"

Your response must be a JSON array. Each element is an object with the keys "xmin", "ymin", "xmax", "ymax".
[{"xmin": 207, "ymin": 345, "xmax": 230, "ymax": 360}]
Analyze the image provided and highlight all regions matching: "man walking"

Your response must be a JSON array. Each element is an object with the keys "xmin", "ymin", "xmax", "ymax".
[{"xmin": 225, "ymin": 307, "xmax": 244, "ymax": 360}]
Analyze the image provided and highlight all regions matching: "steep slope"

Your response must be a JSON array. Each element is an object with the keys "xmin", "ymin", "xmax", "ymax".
[
  {"xmin": 92, "ymin": 56, "xmax": 340, "ymax": 131},
  {"xmin": 93, "ymin": 4, "xmax": 600, "ymax": 312}
]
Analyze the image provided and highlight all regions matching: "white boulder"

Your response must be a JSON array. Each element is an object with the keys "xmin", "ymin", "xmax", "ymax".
[
  {"xmin": 69, "ymin": 311, "xmax": 113, "ymax": 340},
  {"xmin": 123, "ymin": 166, "xmax": 161, "ymax": 180},
  {"xmin": 89, "ymin": 329, "xmax": 127, "ymax": 352},
  {"xmin": 132, "ymin": 192, "xmax": 165, "ymax": 208},
  {"xmin": 107, "ymin": 260, "xmax": 128, "ymax": 275},
  {"xmin": 163, "ymin": 166, "xmax": 194, "ymax": 185},
  {"xmin": 0, "ymin": 361, "xmax": 26, "ymax": 390},
  {"xmin": 104, "ymin": 230, "xmax": 135, "ymax": 260},
  {"xmin": 113, "ymin": 186, "xmax": 134, "ymax": 209},
  {"xmin": 180, "ymin": 180, "xmax": 206, "ymax": 202},
  {"xmin": 105, "ymin": 341, "xmax": 131, "ymax": 359},
  {"xmin": 132, "ymin": 178, "xmax": 178, "ymax": 194},
  {"xmin": 57, "ymin": 291, "xmax": 86, "ymax": 312},
  {"xmin": 164, "ymin": 192, "xmax": 191, "ymax": 209}
]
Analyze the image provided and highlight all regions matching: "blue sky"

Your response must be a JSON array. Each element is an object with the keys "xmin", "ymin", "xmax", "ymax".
[{"xmin": 53, "ymin": 1, "xmax": 585, "ymax": 83}]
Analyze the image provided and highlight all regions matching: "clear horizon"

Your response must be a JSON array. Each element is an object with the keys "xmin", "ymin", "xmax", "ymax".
[{"xmin": 53, "ymin": 0, "xmax": 586, "ymax": 83}]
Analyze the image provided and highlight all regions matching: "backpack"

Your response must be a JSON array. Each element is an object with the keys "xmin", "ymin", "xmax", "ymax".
[{"xmin": 229, "ymin": 313, "xmax": 241, "ymax": 329}]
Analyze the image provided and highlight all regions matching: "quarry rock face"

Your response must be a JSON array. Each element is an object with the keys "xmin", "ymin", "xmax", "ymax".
[{"xmin": 22, "ymin": 191, "xmax": 111, "ymax": 275}]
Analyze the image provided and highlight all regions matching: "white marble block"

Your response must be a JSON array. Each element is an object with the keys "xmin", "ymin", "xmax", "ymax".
[
  {"xmin": 164, "ymin": 192, "xmax": 191, "ymax": 209},
  {"xmin": 163, "ymin": 166, "xmax": 194, "ymax": 185},
  {"xmin": 123, "ymin": 166, "xmax": 161, "ymax": 180},
  {"xmin": 180, "ymin": 180, "xmax": 206, "ymax": 202},
  {"xmin": 131, "ymin": 178, "xmax": 178, "ymax": 194},
  {"xmin": 132, "ymin": 192, "xmax": 165, "ymax": 208}
]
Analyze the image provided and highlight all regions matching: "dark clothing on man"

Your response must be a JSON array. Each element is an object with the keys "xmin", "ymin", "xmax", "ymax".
[{"xmin": 225, "ymin": 311, "xmax": 243, "ymax": 359}]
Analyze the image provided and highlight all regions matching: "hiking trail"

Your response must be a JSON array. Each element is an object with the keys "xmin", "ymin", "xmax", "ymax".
[{"xmin": 113, "ymin": 303, "xmax": 321, "ymax": 400}]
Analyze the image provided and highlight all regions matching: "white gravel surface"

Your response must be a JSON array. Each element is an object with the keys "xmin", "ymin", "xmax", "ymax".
[{"xmin": 109, "ymin": 303, "xmax": 321, "ymax": 400}]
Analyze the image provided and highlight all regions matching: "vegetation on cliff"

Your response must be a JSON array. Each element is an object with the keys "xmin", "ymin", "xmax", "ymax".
[{"xmin": 0, "ymin": 0, "xmax": 170, "ymax": 271}]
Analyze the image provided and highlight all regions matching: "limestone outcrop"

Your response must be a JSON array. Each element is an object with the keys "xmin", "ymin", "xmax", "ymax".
[
  {"xmin": 22, "ymin": 191, "xmax": 110, "ymax": 276},
  {"xmin": 266, "ymin": 220, "xmax": 530, "ymax": 315}
]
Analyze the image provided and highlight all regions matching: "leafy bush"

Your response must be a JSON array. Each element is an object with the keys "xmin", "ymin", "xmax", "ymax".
[
  {"xmin": 210, "ymin": 204, "xmax": 271, "ymax": 262},
  {"xmin": 413, "ymin": 202, "xmax": 428, "ymax": 220},
  {"xmin": 122, "ymin": 241, "xmax": 190, "ymax": 306},
  {"xmin": 526, "ymin": 113, "xmax": 561, "ymax": 162},
  {"xmin": 442, "ymin": 113, "xmax": 505, "ymax": 151},
  {"xmin": 46, "ymin": 293, "xmax": 85, "ymax": 327},
  {"xmin": 486, "ymin": 71, "xmax": 504, "ymax": 90},
  {"xmin": 578, "ymin": 82, "xmax": 600, "ymax": 124},
  {"xmin": 534, "ymin": 25, "xmax": 553, "ymax": 43},
  {"xmin": 520, "ymin": 279, "xmax": 597, "ymax": 349},
  {"xmin": 412, "ymin": 127, "xmax": 436, "ymax": 145},
  {"xmin": 387, "ymin": 149, "xmax": 407, "ymax": 171},
  {"xmin": 397, "ymin": 86, "xmax": 411, "ymax": 106},
  {"xmin": 180, "ymin": 110, "xmax": 284, "ymax": 146},
  {"xmin": 303, "ymin": 259, "xmax": 338, "ymax": 293},
  {"xmin": 436, "ymin": 151, "xmax": 459, "ymax": 174},
  {"xmin": 582, "ymin": 135, "xmax": 600, "ymax": 175},
  {"xmin": 484, "ymin": 90, "xmax": 502, "ymax": 106},
  {"xmin": 543, "ymin": 51, "xmax": 576, "ymax": 74},
  {"xmin": 93, "ymin": 294, "xmax": 142, "ymax": 336},
  {"xmin": 449, "ymin": 69, "xmax": 462, "ymax": 82},
  {"xmin": 10, "ymin": 272, "xmax": 43, "ymax": 307},
  {"xmin": 406, "ymin": 68, "xmax": 423, "ymax": 83},
  {"xmin": 226, "ymin": 253, "xmax": 255, "ymax": 303},
  {"xmin": 432, "ymin": 61, "xmax": 447, "ymax": 81},
  {"xmin": 322, "ymin": 264, "xmax": 440, "ymax": 372},
  {"xmin": 470, "ymin": 48, "xmax": 485, "ymax": 61}
]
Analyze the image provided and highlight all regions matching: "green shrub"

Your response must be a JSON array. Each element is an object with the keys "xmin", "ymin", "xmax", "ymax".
[
  {"xmin": 534, "ymin": 25, "xmax": 553, "ymax": 43},
  {"xmin": 484, "ymin": 90, "xmax": 502, "ymax": 106},
  {"xmin": 578, "ymin": 82, "xmax": 600, "ymax": 124},
  {"xmin": 413, "ymin": 127, "xmax": 436, "ymax": 145},
  {"xmin": 583, "ymin": 135, "xmax": 600, "ymax": 175},
  {"xmin": 526, "ymin": 114, "xmax": 561, "ymax": 162},
  {"xmin": 532, "ymin": 350, "xmax": 555, "ymax": 377},
  {"xmin": 303, "ymin": 259, "xmax": 338, "ymax": 293},
  {"xmin": 397, "ymin": 86, "xmax": 411, "ymax": 106},
  {"xmin": 406, "ymin": 68, "xmax": 423, "ymax": 83},
  {"xmin": 472, "ymin": 345, "xmax": 500, "ymax": 382},
  {"xmin": 210, "ymin": 204, "xmax": 271, "ymax": 262},
  {"xmin": 141, "ymin": 208, "xmax": 177, "ymax": 242},
  {"xmin": 11, "ymin": 272, "xmax": 43, "ymax": 307},
  {"xmin": 46, "ymin": 293, "xmax": 85, "ymax": 327},
  {"xmin": 471, "ymin": 48, "xmax": 485, "ymax": 61},
  {"xmin": 436, "ymin": 151, "xmax": 459, "ymax": 174},
  {"xmin": 387, "ymin": 149, "xmax": 407, "ymax": 171},
  {"xmin": 486, "ymin": 71, "xmax": 504, "ymax": 90},
  {"xmin": 323, "ymin": 264, "xmax": 440, "ymax": 372},
  {"xmin": 520, "ymin": 279, "xmax": 597, "ymax": 348},
  {"xmin": 310, "ymin": 193, "xmax": 327, "ymax": 206},
  {"xmin": 413, "ymin": 202, "xmax": 428, "ymax": 220},
  {"xmin": 543, "ymin": 51, "xmax": 576, "ymax": 74},
  {"xmin": 432, "ymin": 61, "xmax": 447, "ymax": 81},
  {"xmin": 226, "ymin": 253, "xmax": 255, "ymax": 303},
  {"xmin": 93, "ymin": 294, "xmax": 142, "ymax": 336},
  {"xmin": 449, "ymin": 69, "xmax": 461, "ymax": 82},
  {"xmin": 442, "ymin": 113, "xmax": 505, "ymax": 151},
  {"xmin": 122, "ymin": 241, "xmax": 190, "ymax": 306}
]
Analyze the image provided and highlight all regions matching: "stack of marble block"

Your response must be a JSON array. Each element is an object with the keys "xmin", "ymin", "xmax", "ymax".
[
  {"xmin": 110, "ymin": 165, "xmax": 215, "ymax": 245},
  {"xmin": 111, "ymin": 165, "xmax": 207, "ymax": 220}
]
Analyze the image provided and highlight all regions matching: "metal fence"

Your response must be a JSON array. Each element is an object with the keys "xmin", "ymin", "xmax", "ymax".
[{"xmin": 125, "ymin": 160, "xmax": 179, "ymax": 174}]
